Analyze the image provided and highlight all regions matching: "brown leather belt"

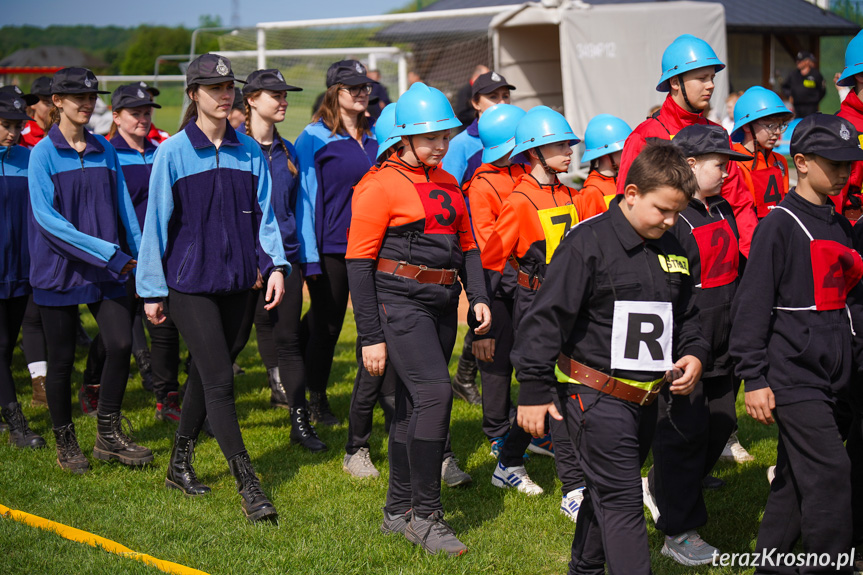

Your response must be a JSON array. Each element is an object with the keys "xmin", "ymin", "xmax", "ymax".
[
  {"xmin": 556, "ymin": 354, "xmax": 662, "ymax": 406},
  {"xmin": 517, "ymin": 269, "xmax": 542, "ymax": 290},
  {"xmin": 376, "ymin": 258, "xmax": 458, "ymax": 285}
]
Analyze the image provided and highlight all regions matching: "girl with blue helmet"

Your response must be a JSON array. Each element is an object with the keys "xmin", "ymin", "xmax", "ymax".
[
  {"xmin": 837, "ymin": 29, "xmax": 863, "ymax": 215},
  {"xmin": 346, "ymin": 82, "xmax": 491, "ymax": 556},
  {"xmin": 730, "ymin": 86, "xmax": 793, "ymax": 219},
  {"xmin": 0, "ymin": 91, "xmax": 45, "ymax": 450},
  {"xmin": 581, "ymin": 113, "xmax": 632, "ymax": 208},
  {"xmin": 29, "ymin": 67, "xmax": 152, "ymax": 474},
  {"xmin": 242, "ymin": 69, "xmax": 327, "ymax": 453},
  {"xmin": 138, "ymin": 54, "xmax": 288, "ymax": 523}
]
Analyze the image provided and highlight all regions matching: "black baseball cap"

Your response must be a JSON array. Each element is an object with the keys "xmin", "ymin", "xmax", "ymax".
[
  {"xmin": 790, "ymin": 114, "xmax": 863, "ymax": 161},
  {"xmin": 796, "ymin": 51, "xmax": 816, "ymax": 63},
  {"xmin": 243, "ymin": 69, "xmax": 302, "ymax": 96},
  {"xmin": 135, "ymin": 81, "xmax": 160, "ymax": 97},
  {"xmin": 232, "ymin": 88, "xmax": 244, "ymax": 111},
  {"xmin": 325, "ymin": 60, "xmax": 375, "ymax": 88},
  {"xmin": 0, "ymin": 92, "xmax": 35, "ymax": 122},
  {"xmin": 471, "ymin": 71, "xmax": 516, "ymax": 98},
  {"xmin": 0, "ymin": 85, "xmax": 37, "ymax": 106},
  {"xmin": 673, "ymin": 124, "xmax": 751, "ymax": 161},
  {"xmin": 186, "ymin": 53, "xmax": 245, "ymax": 86},
  {"xmin": 111, "ymin": 84, "xmax": 162, "ymax": 110},
  {"xmin": 51, "ymin": 67, "xmax": 109, "ymax": 95},
  {"xmin": 30, "ymin": 76, "xmax": 53, "ymax": 98}
]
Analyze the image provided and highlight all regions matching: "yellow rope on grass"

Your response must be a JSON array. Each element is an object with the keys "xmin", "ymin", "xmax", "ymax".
[{"xmin": 0, "ymin": 503, "xmax": 210, "ymax": 575}]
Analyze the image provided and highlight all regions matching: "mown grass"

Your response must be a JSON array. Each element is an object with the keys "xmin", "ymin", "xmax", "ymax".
[{"xmin": 0, "ymin": 310, "xmax": 776, "ymax": 575}]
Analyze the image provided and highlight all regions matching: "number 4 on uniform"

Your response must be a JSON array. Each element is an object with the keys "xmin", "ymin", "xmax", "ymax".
[{"xmin": 763, "ymin": 175, "xmax": 781, "ymax": 205}]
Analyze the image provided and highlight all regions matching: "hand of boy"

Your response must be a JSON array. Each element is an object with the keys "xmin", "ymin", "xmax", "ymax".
[
  {"xmin": 517, "ymin": 403, "xmax": 563, "ymax": 438},
  {"xmin": 745, "ymin": 387, "xmax": 775, "ymax": 425},
  {"xmin": 668, "ymin": 355, "xmax": 703, "ymax": 395},
  {"xmin": 473, "ymin": 338, "xmax": 495, "ymax": 362}
]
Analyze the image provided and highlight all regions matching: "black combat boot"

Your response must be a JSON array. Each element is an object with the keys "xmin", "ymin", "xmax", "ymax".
[
  {"xmin": 290, "ymin": 407, "xmax": 327, "ymax": 453},
  {"xmin": 228, "ymin": 452, "xmax": 278, "ymax": 523},
  {"xmin": 165, "ymin": 432, "xmax": 211, "ymax": 495},
  {"xmin": 93, "ymin": 412, "xmax": 154, "ymax": 466}
]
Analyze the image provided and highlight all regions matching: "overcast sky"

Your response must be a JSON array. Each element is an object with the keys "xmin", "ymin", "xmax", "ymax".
[{"xmin": 5, "ymin": 0, "xmax": 412, "ymax": 28}]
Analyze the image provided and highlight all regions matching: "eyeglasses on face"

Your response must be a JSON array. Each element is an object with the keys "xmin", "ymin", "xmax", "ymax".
[
  {"xmin": 340, "ymin": 84, "xmax": 372, "ymax": 97},
  {"xmin": 755, "ymin": 120, "xmax": 789, "ymax": 134}
]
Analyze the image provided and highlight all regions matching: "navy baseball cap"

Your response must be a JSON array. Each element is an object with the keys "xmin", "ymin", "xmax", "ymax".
[
  {"xmin": 111, "ymin": 84, "xmax": 162, "ymax": 110},
  {"xmin": 673, "ymin": 124, "xmax": 751, "ymax": 161},
  {"xmin": 232, "ymin": 88, "xmax": 244, "ymax": 111},
  {"xmin": 243, "ymin": 69, "xmax": 302, "ymax": 95},
  {"xmin": 136, "ymin": 81, "xmax": 160, "ymax": 97},
  {"xmin": 471, "ymin": 71, "xmax": 516, "ymax": 98},
  {"xmin": 325, "ymin": 60, "xmax": 375, "ymax": 88},
  {"xmin": 0, "ymin": 92, "xmax": 35, "ymax": 122},
  {"xmin": 51, "ymin": 68, "xmax": 109, "ymax": 94},
  {"xmin": 790, "ymin": 114, "xmax": 863, "ymax": 162},
  {"xmin": 186, "ymin": 53, "xmax": 245, "ymax": 86},
  {"xmin": 30, "ymin": 76, "xmax": 53, "ymax": 98},
  {"xmin": 796, "ymin": 51, "xmax": 816, "ymax": 63},
  {"xmin": 0, "ymin": 85, "xmax": 37, "ymax": 106}
]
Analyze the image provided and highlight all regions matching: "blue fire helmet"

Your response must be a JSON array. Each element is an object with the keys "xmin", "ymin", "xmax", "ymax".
[
  {"xmin": 390, "ymin": 82, "xmax": 461, "ymax": 138},
  {"xmin": 511, "ymin": 106, "xmax": 580, "ymax": 158},
  {"xmin": 838, "ymin": 30, "xmax": 863, "ymax": 87},
  {"xmin": 374, "ymin": 103, "xmax": 401, "ymax": 160},
  {"xmin": 730, "ymin": 86, "xmax": 792, "ymax": 141},
  {"xmin": 581, "ymin": 114, "xmax": 632, "ymax": 163},
  {"xmin": 657, "ymin": 34, "xmax": 725, "ymax": 92},
  {"xmin": 478, "ymin": 104, "xmax": 526, "ymax": 163}
]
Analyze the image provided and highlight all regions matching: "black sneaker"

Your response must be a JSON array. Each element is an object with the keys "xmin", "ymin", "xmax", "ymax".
[{"xmin": 405, "ymin": 510, "xmax": 467, "ymax": 556}]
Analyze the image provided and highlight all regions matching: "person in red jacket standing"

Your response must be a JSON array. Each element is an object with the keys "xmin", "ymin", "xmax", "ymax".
[
  {"xmin": 19, "ymin": 77, "xmax": 53, "ymax": 149},
  {"xmin": 617, "ymin": 34, "xmax": 759, "ymax": 257},
  {"xmin": 836, "ymin": 30, "xmax": 863, "ymax": 213}
]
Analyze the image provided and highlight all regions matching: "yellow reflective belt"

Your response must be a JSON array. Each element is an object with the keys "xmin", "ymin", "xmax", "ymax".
[{"xmin": 555, "ymin": 365, "xmax": 663, "ymax": 391}]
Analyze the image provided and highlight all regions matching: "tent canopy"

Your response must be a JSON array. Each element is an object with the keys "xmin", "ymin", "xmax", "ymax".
[{"xmin": 492, "ymin": 1, "xmax": 728, "ymax": 138}]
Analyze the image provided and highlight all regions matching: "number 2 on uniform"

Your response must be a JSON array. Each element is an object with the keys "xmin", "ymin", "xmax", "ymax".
[{"xmin": 537, "ymin": 205, "xmax": 579, "ymax": 263}]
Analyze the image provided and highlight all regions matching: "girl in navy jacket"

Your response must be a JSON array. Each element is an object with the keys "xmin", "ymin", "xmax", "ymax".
[
  {"xmin": 0, "ymin": 92, "xmax": 45, "ymax": 449},
  {"xmin": 137, "ymin": 53, "xmax": 288, "ymax": 524},
  {"xmin": 295, "ymin": 59, "xmax": 378, "ymax": 426},
  {"xmin": 28, "ymin": 67, "xmax": 151, "ymax": 474},
  {"xmin": 242, "ymin": 68, "xmax": 326, "ymax": 453}
]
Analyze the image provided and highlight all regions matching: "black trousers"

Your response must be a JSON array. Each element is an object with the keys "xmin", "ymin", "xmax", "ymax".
[
  {"xmin": 40, "ymin": 297, "xmax": 133, "ymax": 426},
  {"xmin": 170, "ymin": 289, "xmax": 250, "ymax": 460},
  {"xmin": 0, "ymin": 295, "xmax": 28, "ymax": 406},
  {"xmin": 382, "ymin": 298, "xmax": 459, "ymax": 518},
  {"xmin": 551, "ymin": 386, "xmax": 586, "ymax": 495},
  {"xmin": 558, "ymin": 386, "xmax": 657, "ymax": 575},
  {"xmin": 754, "ymin": 400, "xmax": 853, "ymax": 575},
  {"xmin": 346, "ymin": 337, "xmax": 396, "ymax": 455},
  {"xmin": 303, "ymin": 253, "xmax": 349, "ymax": 394},
  {"xmin": 254, "ymin": 269, "xmax": 307, "ymax": 407},
  {"xmin": 20, "ymin": 295, "xmax": 45, "ymax": 364},
  {"xmin": 648, "ymin": 373, "xmax": 736, "ymax": 535}
]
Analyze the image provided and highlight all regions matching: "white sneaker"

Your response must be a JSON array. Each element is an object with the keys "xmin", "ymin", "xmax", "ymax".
[
  {"xmin": 720, "ymin": 432, "xmax": 755, "ymax": 463},
  {"xmin": 661, "ymin": 530, "xmax": 720, "ymax": 566},
  {"xmin": 491, "ymin": 461, "xmax": 543, "ymax": 495},
  {"xmin": 642, "ymin": 476, "xmax": 660, "ymax": 523},
  {"xmin": 560, "ymin": 487, "xmax": 585, "ymax": 523},
  {"xmin": 342, "ymin": 447, "xmax": 380, "ymax": 478},
  {"xmin": 767, "ymin": 465, "xmax": 776, "ymax": 485}
]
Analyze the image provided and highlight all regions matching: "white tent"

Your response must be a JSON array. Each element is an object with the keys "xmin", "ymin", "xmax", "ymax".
[{"xmin": 491, "ymin": 1, "xmax": 728, "ymax": 141}]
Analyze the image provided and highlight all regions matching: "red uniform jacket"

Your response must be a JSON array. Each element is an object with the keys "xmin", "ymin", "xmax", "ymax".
[{"xmin": 837, "ymin": 90, "xmax": 863, "ymax": 211}]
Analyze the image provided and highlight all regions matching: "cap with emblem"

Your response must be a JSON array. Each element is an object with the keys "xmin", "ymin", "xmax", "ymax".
[
  {"xmin": 0, "ymin": 92, "xmax": 35, "ymax": 122},
  {"xmin": 111, "ymin": 84, "xmax": 162, "ymax": 110},
  {"xmin": 51, "ymin": 67, "xmax": 110, "ymax": 95},
  {"xmin": 0, "ymin": 85, "xmax": 37, "ymax": 106},
  {"xmin": 796, "ymin": 51, "xmax": 816, "ymax": 63},
  {"xmin": 186, "ymin": 53, "xmax": 245, "ymax": 86},
  {"xmin": 471, "ymin": 71, "xmax": 516, "ymax": 98},
  {"xmin": 325, "ymin": 60, "xmax": 376, "ymax": 88},
  {"xmin": 242, "ymin": 69, "xmax": 302, "ymax": 96},
  {"xmin": 673, "ymin": 124, "xmax": 751, "ymax": 161},
  {"xmin": 137, "ymin": 81, "xmax": 160, "ymax": 97},
  {"xmin": 790, "ymin": 113, "xmax": 863, "ymax": 162},
  {"xmin": 30, "ymin": 76, "xmax": 53, "ymax": 98}
]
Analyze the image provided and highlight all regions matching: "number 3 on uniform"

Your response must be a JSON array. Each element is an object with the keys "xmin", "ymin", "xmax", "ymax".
[
  {"xmin": 537, "ymin": 205, "xmax": 578, "ymax": 263},
  {"xmin": 610, "ymin": 301, "xmax": 673, "ymax": 372}
]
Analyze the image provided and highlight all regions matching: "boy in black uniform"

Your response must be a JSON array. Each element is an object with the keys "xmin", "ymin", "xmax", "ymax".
[
  {"xmin": 730, "ymin": 114, "xmax": 863, "ymax": 574},
  {"xmin": 644, "ymin": 124, "xmax": 750, "ymax": 565},
  {"xmin": 512, "ymin": 142, "xmax": 709, "ymax": 575}
]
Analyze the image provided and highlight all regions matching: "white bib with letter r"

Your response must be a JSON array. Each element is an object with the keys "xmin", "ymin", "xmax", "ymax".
[{"xmin": 610, "ymin": 301, "xmax": 673, "ymax": 372}]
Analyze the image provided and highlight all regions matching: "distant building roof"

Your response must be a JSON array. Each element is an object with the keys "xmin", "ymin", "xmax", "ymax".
[
  {"xmin": 0, "ymin": 46, "xmax": 107, "ymax": 70},
  {"xmin": 378, "ymin": 0, "xmax": 860, "ymax": 40}
]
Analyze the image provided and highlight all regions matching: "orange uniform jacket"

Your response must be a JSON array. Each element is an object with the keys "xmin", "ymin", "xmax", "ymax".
[
  {"xmin": 731, "ymin": 142, "xmax": 789, "ymax": 220},
  {"xmin": 581, "ymin": 170, "xmax": 617, "ymax": 209},
  {"xmin": 346, "ymin": 154, "xmax": 489, "ymax": 345}
]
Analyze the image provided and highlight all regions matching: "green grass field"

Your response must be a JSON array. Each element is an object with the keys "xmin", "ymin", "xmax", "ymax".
[{"xmin": 0, "ymin": 311, "xmax": 778, "ymax": 575}]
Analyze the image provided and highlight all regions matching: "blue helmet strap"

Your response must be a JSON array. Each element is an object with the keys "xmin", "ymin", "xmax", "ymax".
[{"xmin": 678, "ymin": 74, "xmax": 699, "ymax": 114}]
